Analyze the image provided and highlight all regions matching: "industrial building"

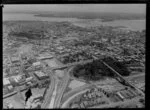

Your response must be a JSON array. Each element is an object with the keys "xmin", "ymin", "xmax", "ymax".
[{"xmin": 34, "ymin": 71, "xmax": 49, "ymax": 80}]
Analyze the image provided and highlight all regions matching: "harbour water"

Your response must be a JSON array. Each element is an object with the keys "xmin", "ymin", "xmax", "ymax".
[{"xmin": 3, "ymin": 13, "xmax": 145, "ymax": 31}]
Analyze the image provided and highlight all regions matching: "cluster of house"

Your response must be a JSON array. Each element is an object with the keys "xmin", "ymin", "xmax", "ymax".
[
  {"xmin": 112, "ymin": 88, "xmax": 139, "ymax": 102},
  {"xmin": 21, "ymin": 56, "xmax": 50, "ymax": 89},
  {"xmin": 71, "ymin": 87, "xmax": 140, "ymax": 108},
  {"xmin": 59, "ymin": 51, "xmax": 93, "ymax": 64},
  {"xmin": 70, "ymin": 88, "xmax": 109, "ymax": 108},
  {"xmin": 3, "ymin": 74, "xmax": 33, "ymax": 96},
  {"xmin": 3, "ymin": 53, "xmax": 50, "ymax": 97}
]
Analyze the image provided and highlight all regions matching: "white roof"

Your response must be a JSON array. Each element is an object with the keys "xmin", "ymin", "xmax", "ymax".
[
  {"xmin": 7, "ymin": 85, "xmax": 13, "ymax": 90},
  {"xmin": 35, "ymin": 71, "xmax": 46, "ymax": 77},
  {"xmin": 11, "ymin": 56, "xmax": 20, "ymax": 62},
  {"xmin": 40, "ymin": 53, "xmax": 52, "ymax": 56},
  {"xmin": 3, "ymin": 78, "xmax": 10, "ymax": 85},
  {"xmin": 33, "ymin": 62, "xmax": 41, "ymax": 66},
  {"xmin": 12, "ymin": 75, "xmax": 22, "ymax": 83},
  {"xmin": 26, "ymin": 77, "xmax": 33, "ymax": 82},
  {"xmin": 57, "ymin": 46, "xmax": 63, "ymax": 50},
  {"xmin": 38, "ymin": 53, "xmax": 53, "ymax": 60},
  {"xmin": 7, "ymin": 103, "xmax": 13, "ymax": 108}
]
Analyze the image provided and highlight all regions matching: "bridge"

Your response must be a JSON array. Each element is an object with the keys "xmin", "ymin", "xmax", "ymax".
[
  {"xmin": 47, "ymin": 59, "xmax": 145, "ymax": 97},
  {"xmin": 41, "ymin": 58, "xmax": 145, "ymax": 109},
  {"xmin": 102, "ymin": 61, "xmax": 145, "ymax": 96}
]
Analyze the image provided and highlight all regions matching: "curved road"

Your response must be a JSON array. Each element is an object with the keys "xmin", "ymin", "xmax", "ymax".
[
  {"xmin": 53, "ymin": 67, "xmax": 74, "ymax": 108},
  {"xmin": 61, "ymin": 89, "xmax": 88, "ymax": 108},
  {"xmin": 60, "ymin": 73, "xmax": 145, "ymax": 108},
  {"xmin": 41, "ymin": 58, "xmax": 145, "ymax": 108},
  {"xmin": 48, "ymin": 76, "xmax": 58, "ymax": 108},
  {"xmin": 41, "ymin": 70, "xmax": 55, "ymax": 108}
]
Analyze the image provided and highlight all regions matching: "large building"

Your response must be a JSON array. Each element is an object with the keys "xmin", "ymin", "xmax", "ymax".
[
  {"xmin": 3, "ymin": 78, "xmax": 11, "ymax": 87},
  {"xmin": 9, "ymin": 74, "xmax": 26, "ymax": 86},
  {"xmin": 37, "ymin": 53, "xmax": 53, "ymax": 60},
  {"xmin": 10, "ymin": 56, "xmax": 20, "ymax": 64},
  {"xmin": 34, "ymin": 71, "xmax": 49, "ymax": 80},
  {"xmin": 32, "ymin": 62, "xmax": 43, "ymax": 70},
  {"xmin": 3, "ymin": 78, "xmax": 14, "ymax": 95}
]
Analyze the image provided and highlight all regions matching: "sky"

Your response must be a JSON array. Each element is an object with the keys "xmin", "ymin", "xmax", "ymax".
[{"xmin": 3, "ymin": 4, "xmax": 146, "ymax": 14}]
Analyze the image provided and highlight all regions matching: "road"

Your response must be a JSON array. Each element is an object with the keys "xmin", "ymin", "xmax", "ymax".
[
  {"xmin": 60, "ymin": 73, "xmax": 145, "ymax": 108},
  {"xmin": 40, "ymin": 59, "xmax": 145, "ymax": 108},
  {"xmin": 41, "ymin": 59, "xmax": 93, "ymax": 108},
  {"xmin": 53, "ymin": 67, "xmax": 74, "ymax": 108},
  {"xmin": 41, "ymin": 58, "xmax": 74, "ymax": 108},
  {"xmin": 48, "ymin": 76, "xmax": 58, "ymax": 108},
  {"xmin": 61, "ymin": 89, "xmax": 88, "ymax": 108},
  {"xmin": 4, "ymin": 56, "xmax": 145, "ymax": 108},
  {"xmin": 41, "ymin": 70, "xmax": 55, "ymax": 108}
]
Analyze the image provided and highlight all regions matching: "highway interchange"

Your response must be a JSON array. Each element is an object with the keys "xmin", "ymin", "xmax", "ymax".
[{"xmin": 40, "ymin": 57, "xmax": 145, "ymax": 108}]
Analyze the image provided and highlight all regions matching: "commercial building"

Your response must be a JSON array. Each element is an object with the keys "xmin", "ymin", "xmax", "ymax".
[
  {"xmin": 3, "ymin": 78, "xmax": 15, "ymax": 95},
  {"xmin": 9, "ymin": 74, "xmax": 26, "ymax": 86},
  {"xmin": 37, "ymin": 53, "xmax": 53, "ymax": 60},
  {"xmin": 32, "ymin": 61, "xmax": 43, "ymax": 70},
  {"xmin": 26, "ymin": 76, "xmax": 33, "ymax": 82},
  {"xmin": 32, "ymin": 62, "xmax": 41, "ymax": 67},
  {"xmin": 13, "ymin": 75, "xmax": 25, "ymax": 83},
  {"xmin": 34, "ymin": 71, "xmax": 49, "ymax": 80},
  {"xmin": 3, "ymin": 78, "xmax": 11, "ymax": 87},
  {"xmin": 116, "ymin": 92, "xmax": 125, "ymax": 100},
  {"xmin": 7, "ymin": 85, "xmax": 14, "ymax": 92},
  {"xmin": 10, "ymin": 56, "xmax": 20, "ymax": 63}
]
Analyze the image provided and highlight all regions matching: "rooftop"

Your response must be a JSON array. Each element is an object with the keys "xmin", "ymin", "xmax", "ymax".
[
  {"xmin": 34, "ymin": 71, "xmax": 48, "ymax": 77},
  {"xmin": 32, "ymin": 62, "xmax": 41, "ymax": 66},
  {"xmin": 11, "ymin": 56, "xmax": 20, "ymax": 62},
  {"xmin": 3, "ymin": 78, "xmax": 11, "ymax": 86},
  {"xmin": 37, "ymin": 53, "xmax": 53, "ymax": 60},
  {"xmin": 11, "ymin": 75, "xmax": 25, "ymax": 83}
]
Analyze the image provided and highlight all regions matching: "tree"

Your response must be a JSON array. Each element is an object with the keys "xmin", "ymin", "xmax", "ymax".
[{"xmin": 102, "ymin": 57, "xmax": 130, "ymax": 76}]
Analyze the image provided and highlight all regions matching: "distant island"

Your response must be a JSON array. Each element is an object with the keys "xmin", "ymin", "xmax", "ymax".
[{"xmin": 34, "ymin": 12, "xmax": 145, "ymax": 22}]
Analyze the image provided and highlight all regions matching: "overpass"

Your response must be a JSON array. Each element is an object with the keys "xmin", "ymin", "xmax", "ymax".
[
  {"xmin": 47, "ymin": 58, "xmax": 145, "ymax": 96},
  {"xmin": 41, "ymin": 58, "xmax": 145, "ymax": 108},
  {"xmin": 102, "ymin": 61, "xmax": 145, "ymax": 96}
]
